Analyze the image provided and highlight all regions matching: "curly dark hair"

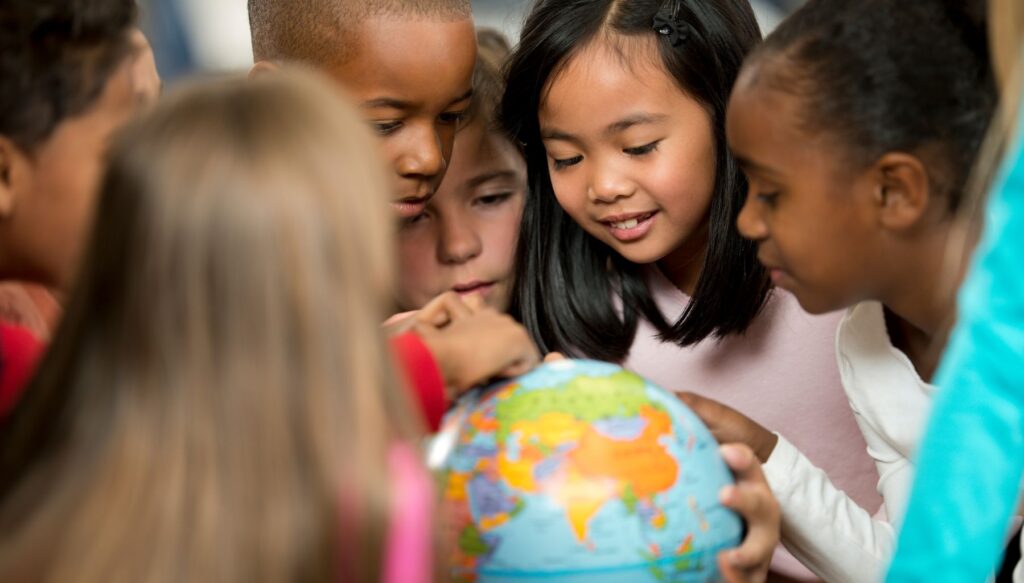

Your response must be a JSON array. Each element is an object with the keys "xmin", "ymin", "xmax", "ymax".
[
  {"xmin": 751, "ymin": 0, "xmax": 996, "ymax": 212},
  {"xmin": 0, "ymin": 0, "xmax": 137, "ymax": 152}
]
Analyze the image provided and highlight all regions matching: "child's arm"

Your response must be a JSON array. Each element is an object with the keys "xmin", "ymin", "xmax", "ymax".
[
  {"xmin": 682, "ymin": 392, "xmax": 905, "ymax": 582},
  {"xmin": 391, "ymin": 331, "xmax": 448, "ymax": 431},
  {"xmin": 887, "ymin": 118, "xmax": 1024, "ymax": 583}
]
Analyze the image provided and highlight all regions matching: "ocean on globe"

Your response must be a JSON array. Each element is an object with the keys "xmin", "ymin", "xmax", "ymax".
[{"xmin": 437, "ymin": 359, "xmax": 743, "ymax": 582}]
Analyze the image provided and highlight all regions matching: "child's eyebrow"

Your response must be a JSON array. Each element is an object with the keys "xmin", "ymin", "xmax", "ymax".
[
  {"xmin": 540, "ymin": 127, "xmax": 581, "ymax": 144},
  {"xmin": 361, "ymin": 89, "xmax": 473, "ymax": 112},
  {"xmin": 447, "ymin": 89, "xmax": 474, "ymax": 106},
  {"xmin": 361, "ymin": 97, "xmax": 412, "ymax": 110},
  {"xmin": 603, "ymin": 113, "xmax": 668, "ymax": 137},
  {"xmin": 735, "ymin": 155, "xmax": 781, "ymax": 178},
  {"xmin": 540, "ymin": 113, "xmax": 668, "ymax": 144},
  {"xmin": 468, "ymin": 170, "xmax": 517, "ymax": 188}
]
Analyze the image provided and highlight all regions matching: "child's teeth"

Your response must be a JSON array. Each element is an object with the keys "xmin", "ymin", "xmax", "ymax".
[{"xmin": 614, "ymin": 219, "xmax": 639, "ymax": 229}]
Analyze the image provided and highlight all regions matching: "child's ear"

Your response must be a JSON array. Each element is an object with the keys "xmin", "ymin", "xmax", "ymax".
[
  {"xmin": 249, "ymin": 60, "xmax": 280, "ymax": 79},
  {"xmin": 871, "ymin": 152, "xmax": 931, "ymax": 231},
  {"xmin": 0, "ymin": 137, "xmax": 29, "ymax": 220}
]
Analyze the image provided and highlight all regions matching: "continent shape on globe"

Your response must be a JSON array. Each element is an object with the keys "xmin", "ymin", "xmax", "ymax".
[{"xmin": 440, "ymin": 359, "xmax": 742, "ymax": 583}]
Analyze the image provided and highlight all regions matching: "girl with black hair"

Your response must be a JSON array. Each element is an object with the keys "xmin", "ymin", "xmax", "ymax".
[
  {"xmin": 681, "ymin": 0, "xmax": 1000, "ymax": 580},
  {"xmin": 502, "ymin": 1, "xmax": 880, "ymax": 577}
]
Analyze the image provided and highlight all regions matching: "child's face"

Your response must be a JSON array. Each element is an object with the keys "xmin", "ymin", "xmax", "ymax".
[
  {"xmin": 1, "ymin": 51, "xmax": 153, "ymax": 290},
  {"xmin": 330, "ymin": 17, "xmax": 477, "ymax": 220},
  {"xmin": 538, "ymin": 39, "xmax": 717, "ymax": 266},
  {"xmin": 395, "ymin": 115, "xmax": 525, "ymax": 311},
  {"xmin": 727, "ymin": 71, "xmax": 885, "ymax": 314}
]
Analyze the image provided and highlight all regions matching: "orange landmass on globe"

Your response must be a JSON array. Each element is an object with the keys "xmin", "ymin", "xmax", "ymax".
[
  {"xmin": 548, "ymin": 468, "xmax": 618, "ymax": 544},
  {"xmin": 447, "ymin": 471, "xmax": 471, "ymax": 502},
  {"xmin": 569, "ymin": 405, "xmax": 678, "ymax": 498},
  {"xmin": 495, "ymin": 404, "xmax": 679, "ymax": 544},
  {"xmin": 499, "ymin": 411, "xmax": 588, "ymax": 492}
]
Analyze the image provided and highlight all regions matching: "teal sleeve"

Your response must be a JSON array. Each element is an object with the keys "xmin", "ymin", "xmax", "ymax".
[{"xmin": 887, "ymin": 107, "xmax": 1024, "ymax": 582}]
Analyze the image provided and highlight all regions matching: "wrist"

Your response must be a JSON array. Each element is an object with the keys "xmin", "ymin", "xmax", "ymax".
[{"xmin": 755, "ymin": 432, "xmax": 779, "ymax": 463}]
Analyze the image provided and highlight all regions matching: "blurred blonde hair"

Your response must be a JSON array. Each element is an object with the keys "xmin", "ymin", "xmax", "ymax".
[
  {"xmin": 0, "ymin": 70, "xmax": 419, "ymax": 581},
  {"xmin": 968, "ymin": 0, "xmax": 1024, "ymax": 200},
  {"xmin": 991, "ymin": 0, "xmax": 1024, "ymax": 93},
  {"xmin": 936, "ymin": 0, "xmax": 1024, "ymax": 303},
  {"xmin": 467, "ymin": 28, "xmax": 513, "ymax": 128}
]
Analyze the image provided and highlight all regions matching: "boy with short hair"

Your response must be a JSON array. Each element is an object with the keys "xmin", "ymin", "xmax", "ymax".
[
  {"xmin": 248, "ymin": 0, "xmax": 477, "ymax": 218},
  {"xmin": 246, "ymin": 0, "xmax": 546, "ymax": 424}
]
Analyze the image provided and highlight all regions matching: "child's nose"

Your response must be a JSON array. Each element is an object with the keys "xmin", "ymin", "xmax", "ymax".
[
  {"xmin": 438, "ymin": 216, "xmax": 482, "ymax": 265},
  {"xmin": 397, "ymin": 129, "xmax": 446, "ymax": 181},
  {"xmin": 736, "ymin": 193, "xmax": 768, "ymax": 241},
  {"xmin": 587, "ymin": 165, "xmax": 635, "ymax": 204}
]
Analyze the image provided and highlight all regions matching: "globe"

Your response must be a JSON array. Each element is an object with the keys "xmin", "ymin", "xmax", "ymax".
[{"xmin": 437, "ymin": 359, "xmax": 743, "ymax": 582}]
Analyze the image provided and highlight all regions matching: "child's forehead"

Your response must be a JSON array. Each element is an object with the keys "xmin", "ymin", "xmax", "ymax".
[
  {"xmin": 549, "ymin": 35, "xmax": 670, "ymax": 94},
  {"xmin": 354, "ymin": 14, "xmax": 476, "ymax": 57},
  {"xmin": 541, "ymin": 37, "xmax": 680, "ymax": 118},
  {"xmin": 729, "ymin": 79, "xmax": 805, "ymax": 147},
  {"xmin": 329, "ymin": 16, "xmax": 476, "ymax": 106}
]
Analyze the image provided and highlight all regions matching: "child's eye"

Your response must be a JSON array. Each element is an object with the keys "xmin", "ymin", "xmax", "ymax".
[
  {"xmin": 400, "ymin": 211, "xmax": 430, "ymax": 228},
  {"xmin": 756, "ymin": 192, "xmax": 780, "ymax": 206},
  {"xmin": 552, "ymin": 155, "xmax": 583, "ymax": 170},
  {"xmin": 374, "ymin": 121, "xmax": 402, "ymax": 136},
  {"xmin": 439, "ymin": 110, "xmax": 468, "ymax": 125},
  {"xmin": 623, "ymin": 140, "xmax": 662, "ymax": 157},
  {"xmin": 474, "ymin": 192, "xmax": 514, "ymax": 207}
]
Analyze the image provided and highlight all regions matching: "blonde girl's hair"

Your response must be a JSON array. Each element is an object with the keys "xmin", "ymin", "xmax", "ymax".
[
  {"xmin": 962, "ymin": 0, "xmax": 1019, "ymax": 206},
  {"xmin": 940, "ymin": 0, "xmax": 1024, "ymax": 295},
  {"xmin": 466, "ymin": 27, "xmax": 513, "ymax": 128},
  {"xmin": 991, "ymin": 0, "xmax": 1024, "ymax": 99},
  {"xmin": 964, "ymin": 0, "xmax": 1024, "ymax": 209},
  {"xmin": 0, "ymin": 70, "xmax": 420, "ymax": 582}
]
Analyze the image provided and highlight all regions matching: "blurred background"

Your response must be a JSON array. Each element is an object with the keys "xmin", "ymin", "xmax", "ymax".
[{"xmin": 140, "ymin": 0, "xmax": 807, "ymax": 83}]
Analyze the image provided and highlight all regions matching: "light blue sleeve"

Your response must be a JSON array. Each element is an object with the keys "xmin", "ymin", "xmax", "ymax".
[{"xmin": 887, "ymin": 103, "xmax": 1024, "ymax": 582}]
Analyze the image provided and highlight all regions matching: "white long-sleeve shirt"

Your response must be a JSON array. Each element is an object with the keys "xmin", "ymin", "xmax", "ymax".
[
  {"xmin": 625, "ymin": 269, "xmax": 881, "ymax": 579},
  {"xmin": 762, "ymin": 301, "xmax": 934, "ymax": 583}
]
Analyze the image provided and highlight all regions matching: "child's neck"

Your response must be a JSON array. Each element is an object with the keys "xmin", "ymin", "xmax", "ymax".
[
  {"xmin": 881, "ymin": 222, "xmax": 972, "ymax": 382},
  {"xmin": 657, "ymin": 222, "xmax": 709, "ymax": 296},
  {"xmin": 883, "ymin": 309, "xmax": 946, "ymax": 383}
]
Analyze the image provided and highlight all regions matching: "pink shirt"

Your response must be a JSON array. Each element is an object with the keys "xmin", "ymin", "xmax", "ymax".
[
  {"xmin": 383, "ymin": 444, "xmax": 434, "ymax": 583},
  {"xmin": 623, "ymin": 268, "xmax": 882, "ymax": 579}
]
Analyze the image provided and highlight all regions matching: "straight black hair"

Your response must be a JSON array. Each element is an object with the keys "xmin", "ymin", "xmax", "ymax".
[
  {"xmin": 502, "ymin": 0, "xmax": 770, "ymax": 361},
  {"xmin": 751, "ymin": 0, "xmax": 996, "ymax": 213}
]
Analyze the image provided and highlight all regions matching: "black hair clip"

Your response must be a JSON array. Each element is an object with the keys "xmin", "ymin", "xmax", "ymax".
[{"xmin": 653, "ymin": 0, "xmax": 689, "ymax": 47}]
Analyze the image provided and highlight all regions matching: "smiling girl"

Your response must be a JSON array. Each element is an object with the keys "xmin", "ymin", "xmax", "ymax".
[{"xmin": 501, "ymin": 0, "xmax": 880, "ymax": 578}]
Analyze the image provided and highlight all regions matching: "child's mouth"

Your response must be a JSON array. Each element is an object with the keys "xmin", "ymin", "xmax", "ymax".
[
  {"xmin": 601, "ymin": 212, "xmax": 658, "ymax": 242},
  {"xmin": 452, "ymin": 281, "xmax": 496, "ymax": 298},
  {"xmin": 391, "ymin": 198, "xmax": 429, "ymax": 219}
]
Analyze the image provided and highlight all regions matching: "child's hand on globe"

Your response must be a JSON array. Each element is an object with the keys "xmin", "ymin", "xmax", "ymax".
[
  {"xmin": 677, "ymin": 392, "xmax": 779, "ymax": 463},
  {"xmin": 407, "ymin": 292, "xmax": 541, "ymax": 400},
  {"xmin": 717, "ymin": 444, "xmax": 781, "ymax": 583},
  {"xmin": 384, "ymin": 290, "xmax": 484, "ymax": 335}
]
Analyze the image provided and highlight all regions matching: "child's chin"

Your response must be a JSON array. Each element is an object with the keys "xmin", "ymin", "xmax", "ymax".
[
  {"xmin": 612, "ymin": 244, "xmax": 670, "ymax": 267},
  {"xmin": 790, "ymin": 290, "xmax": 845, "ymax": 316}
]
